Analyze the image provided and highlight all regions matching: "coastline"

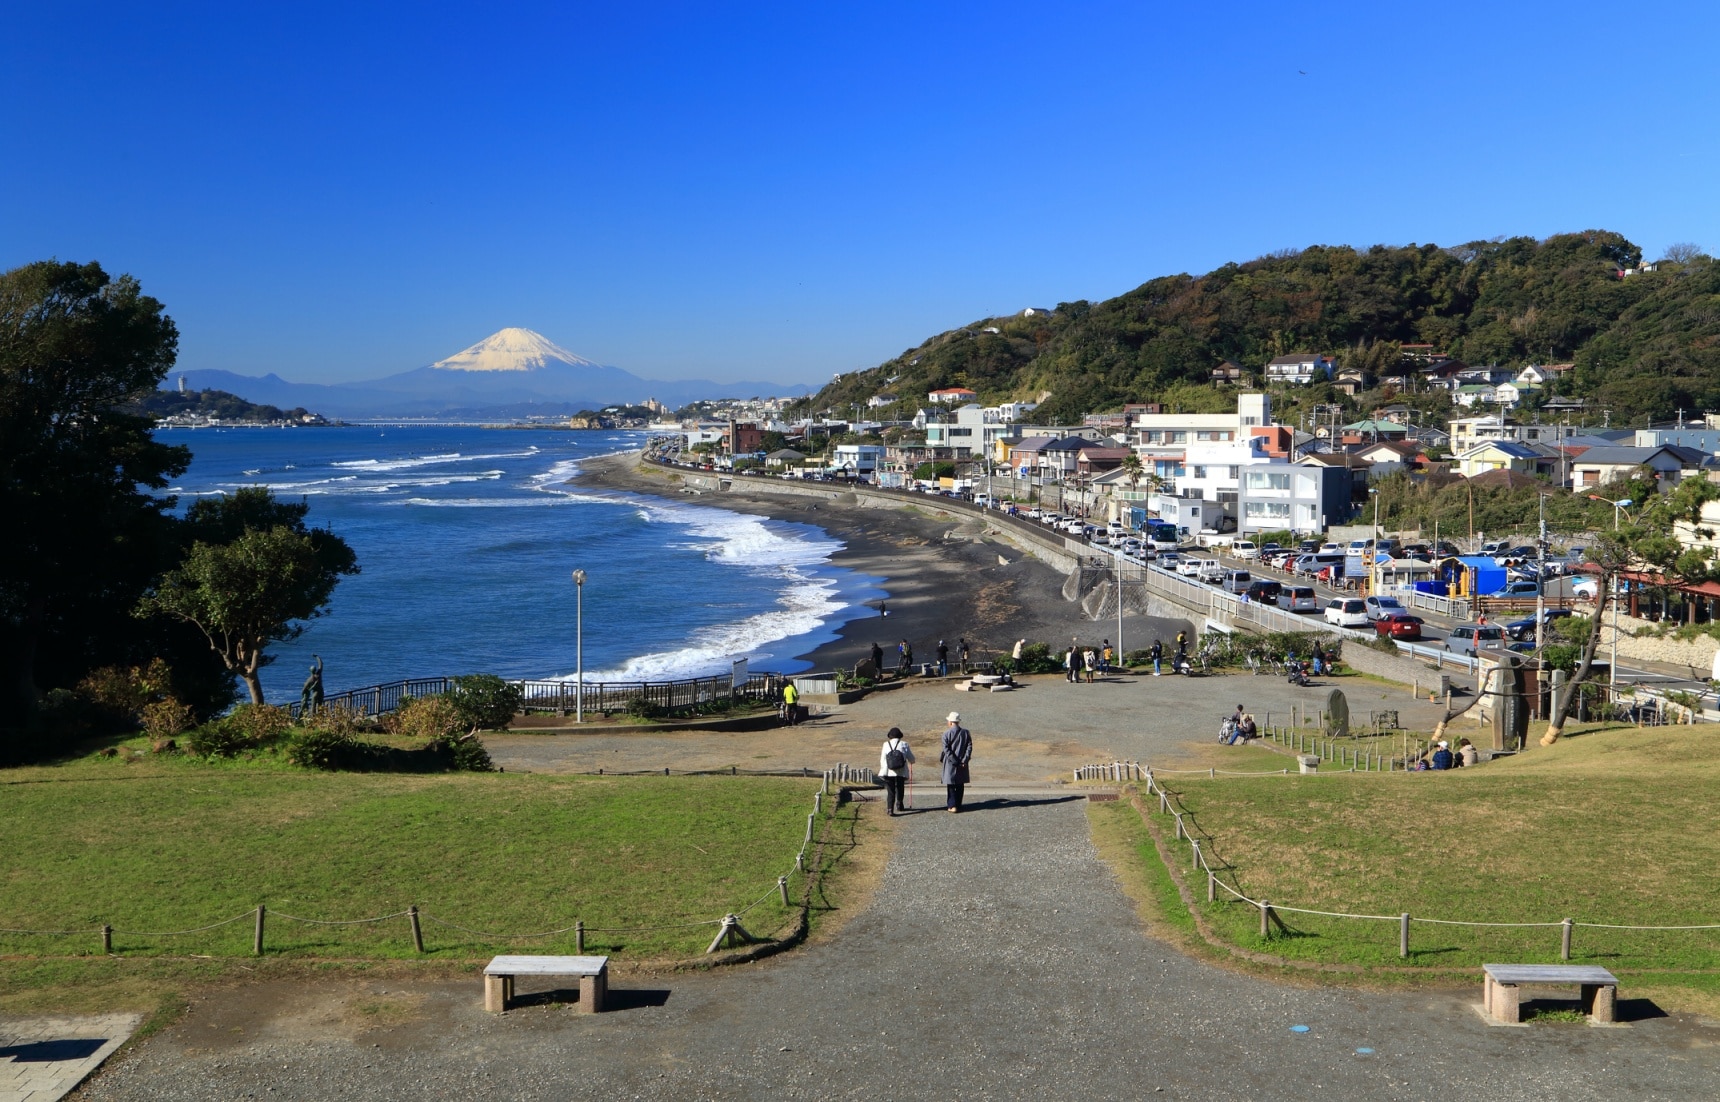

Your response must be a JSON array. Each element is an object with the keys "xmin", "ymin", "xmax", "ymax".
[{"xmin": 573, "ymin": 452, "xmax": 1194, "ymax": 673}]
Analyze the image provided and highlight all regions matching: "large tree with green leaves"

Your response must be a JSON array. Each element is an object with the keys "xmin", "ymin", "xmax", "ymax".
[
  {"xmin": 139, "ymin": 488, "xmax": 358, "ymax": 706},
  {"xmin": 0, "ymin": 260, "xmax": 190, "ymax": 718}
]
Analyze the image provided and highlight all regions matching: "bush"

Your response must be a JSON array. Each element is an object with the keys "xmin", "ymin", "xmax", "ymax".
[
  {"xmin": 625, "ymin": 697, "xmax": 664, "ymax": 720},
  {"xmin": 140, "ymin": 697, "xmax": 196, "ymax": 740},
  {"xmin": 383, "ymin": 695, "xmax": 464, "ymax": 741},
  {"xmin": 309, "ymin": 699, "xmax": 369, "ymax": 737},
  {"xmin": 287, "ymin": 728, "xmax": 360, "ymax": 770},
  {"xmin": 186, "ymin": 722, "xmax": 256, "ymax": 758},
  {"xmin": 433, "ymin": 734, "xmax": 495, "ymax": 772},
  {"xmin": 1122, "ymin": 649, "xmax": 1153, "ymax": 667},
  {"xmin": 447, "ymin": 674, "xmax": 522, "ymax": 732},
  {"xmin": 226, "ymin": 703, "xmax": 292, "ymax": 743},
  {"xmin": 77, "ymin": 659, "xmax": 173, "ymax": 717},
  {"xmin": 1005, "ymin": 643, "xmax": 1064, "ymax": 675}
]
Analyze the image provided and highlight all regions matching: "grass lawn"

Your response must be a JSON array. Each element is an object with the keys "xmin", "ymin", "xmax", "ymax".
[
  {"xmin": 0, "ymin": 751, "xmax": 852, "ymax": 973},
  {"xmin": 1132, "ymin": 723, "xmax": 1720, "ymax": 991}
]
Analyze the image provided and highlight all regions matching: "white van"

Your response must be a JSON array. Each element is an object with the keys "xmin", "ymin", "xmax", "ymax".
[
  {"xmin": 1232, "ymin": 540, "xmax": 1259, "ymax": 561},
  {"xmin": 1324, "ymin": 598, "xmax": 1368, "ymax": 628}
]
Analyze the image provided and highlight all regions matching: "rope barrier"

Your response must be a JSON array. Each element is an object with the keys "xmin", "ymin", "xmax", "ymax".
[
  {"xmin": 112, "ymin": 912, "xmax": 257, "ymax": 937},
  {"xmin": 271, "ymin": 910, "xmax": 412, "ymax": 926}
]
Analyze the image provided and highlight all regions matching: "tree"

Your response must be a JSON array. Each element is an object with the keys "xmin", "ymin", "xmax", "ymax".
[
  {"xmin": 1661, "ymin": 242, "xmax": 1704, "ymax": 264},
  {"xmin": 140, "ymin": 489, "xmax": 358, "ymax": 705},
  {"xmin": 0, "ymin": 260, "xmax": 189, "ymax": 720}
]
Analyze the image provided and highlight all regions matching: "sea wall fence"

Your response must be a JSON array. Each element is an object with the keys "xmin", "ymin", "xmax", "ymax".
[
  {"xmin": 0, "ymin": 769, "xmax": 868, "ymax": 958},
  {"xmin": 1118, "ymin": 767, "xmax": 1720, "ymax": 962},
  {"xmin": 300, "ymin": 671, "xmax": 789, "ymax": 721}
]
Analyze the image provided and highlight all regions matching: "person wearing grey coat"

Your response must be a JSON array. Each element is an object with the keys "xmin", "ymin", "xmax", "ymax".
[{"xmin": 940, "ymin": 711, "xmax": 973, "ymax": 813}]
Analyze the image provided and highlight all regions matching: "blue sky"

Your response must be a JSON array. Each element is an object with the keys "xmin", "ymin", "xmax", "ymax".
[{"xmin": 3, "ymin": 1, "xmax": 1716, "ymax": 386}]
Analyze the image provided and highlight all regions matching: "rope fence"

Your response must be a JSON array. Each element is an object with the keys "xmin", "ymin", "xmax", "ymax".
[
  {"xmin": 1132, "ymin": 768, "xmax": 1720, "ymax": 962},
  {"xmin": 0, "ymin": 766, "xmax": 876, "ymax": 960}
]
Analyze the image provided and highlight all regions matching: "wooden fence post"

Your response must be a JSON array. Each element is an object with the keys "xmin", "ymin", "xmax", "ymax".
[
  {"xmin": 1207, "ymin": 871, "xmax": 1216, "ymax": 903},
  {"xmin": 575, "ymin": 920, "xmax": 585, "ymax": 954},
  {"xmin": 778, "ymin": 876, "xmax": 790, "ymax": 906},
  {"xmin": 1259, "ymin": 900, "xmax": 1271, "ymax": 939},
  {"xmin": 253, "ymin": 905, "xmax": 266, "ymax": 956},
  {"xmin": 101, "ymin": 924, "xmax": 112, "ymax": 954},
  {"xmin": 1561, "ymin": 918, "xmax": 1573, "ymax": 961},
  {"xmin": 408, "ymin": 905, "xmax": 424, "ymax": 953},
  {"xmin": 1191, "ymin": 840, "xmax": 1201, "ymax": 870},
  {"xmin": 1399, "ymin": 913, "xmax": 1410, "ymax": 958}
]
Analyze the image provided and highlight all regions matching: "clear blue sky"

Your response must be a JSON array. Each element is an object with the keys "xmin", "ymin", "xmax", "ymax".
[{"xmin": 4, "ymin": 2, "xmax": 1716, "ymax": 386}]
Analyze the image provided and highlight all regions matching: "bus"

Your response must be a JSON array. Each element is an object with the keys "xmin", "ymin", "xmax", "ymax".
[{"xmin": 1145, "ymin": 521, "xmax": 1181, "ymax": 552}]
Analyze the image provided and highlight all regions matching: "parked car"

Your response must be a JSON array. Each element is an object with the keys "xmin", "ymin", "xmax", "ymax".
[
  {"xmin": 1363, "ymin": 595, "xmax": 1407, "ymax": 621},
  {"xmin": 1298, "ymin": 540, "xmax": 1320, "ymax": 553},
  {"xmin": 1324, "ymin": 598, "xmax": 1369, "ymax": 628},
  {"xmin": 1244, "ymin": 579, "xmax": 1282, "ymax": 604},
  {"xmin": 1277, "ymin": 585, "xmax": 1319, "ymax": 613},
  {"xmin": 1505, "ymin": 608, "xmax": 1574, "ymax": 641},
  {"xmin": 1494, "ymin": 580, "xmax": 1541, "ymax": 597},
  {"xmin": 1232, "ymin": 540, "xmax": 1260, "ymax": 561},
  {"xmin": 1445, "ymin": 623, "xmax": 1506, "ymax": 656},
  {"xmin": 1571, "ymin": 576, "xmax": 1600, "ymax": 600},
  {"xmin": 1372, "ymin": 611, "xmax": 1425, "ymax": 640},
  {"xmin": 1221, "ymin": 569, "xmax": 1254, "ymax": 594},
  {"xmin": 1294, "ymin": 552, "xmax": 1346, "ymax": 577},
  {"xmin": 1494, "ymin": 545, "xmax": 1538, "ymax": 565}
]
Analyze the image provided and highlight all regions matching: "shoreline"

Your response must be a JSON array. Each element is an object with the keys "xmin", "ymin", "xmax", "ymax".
[{"xmin": 573, "ymin": 452, "xmax": 1193, "ymax": 674}]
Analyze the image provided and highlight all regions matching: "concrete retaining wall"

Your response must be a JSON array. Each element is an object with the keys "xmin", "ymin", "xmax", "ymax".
[{"xmin": 1342, "ymin": 640, "xmax": 1447, "ymax": 689}]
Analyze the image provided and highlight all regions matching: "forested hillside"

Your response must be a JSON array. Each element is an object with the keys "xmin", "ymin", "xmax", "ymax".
[{"xmin": 812, "ymin": 231, "xmax": 1719, "ymax": 424}]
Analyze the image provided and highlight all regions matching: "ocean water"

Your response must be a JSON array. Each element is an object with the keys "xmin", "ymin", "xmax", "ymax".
[{"xmin": 160, "ymin": 425, "xmax": 882, "ymax": 703}]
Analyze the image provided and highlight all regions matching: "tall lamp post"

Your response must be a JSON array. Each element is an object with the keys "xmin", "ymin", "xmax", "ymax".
[
  {"xmin": 1368, "ymin": 487, "xmax": 1381, "ymax": 597},
  {"xmin": 1586, "ymin": 495, "xmax": 1633, "ymax": 688},
  {"xmin": 572, "ymin": 570, "xmax": 587, "ymax": 722}
]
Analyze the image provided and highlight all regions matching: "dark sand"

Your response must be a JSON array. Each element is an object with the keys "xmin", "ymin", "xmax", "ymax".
[{"xmin": 573, "ymin": 452, "xmax": 1193, "ymax": 674}]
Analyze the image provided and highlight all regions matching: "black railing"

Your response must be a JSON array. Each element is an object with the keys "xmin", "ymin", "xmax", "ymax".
[{"xmin": 301, "ymin": 671, "xmax": 789, "ymax": 720}]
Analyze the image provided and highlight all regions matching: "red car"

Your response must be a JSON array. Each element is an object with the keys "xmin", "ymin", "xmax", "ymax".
[{"xmin": 1372, "ymin": 611, "xmax": 1424, "ymax": 640}]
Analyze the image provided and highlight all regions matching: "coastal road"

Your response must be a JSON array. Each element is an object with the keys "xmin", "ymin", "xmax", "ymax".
[{"xmin": 82, "ymin": 788, "xmax": 1720, "ymax": 1101}]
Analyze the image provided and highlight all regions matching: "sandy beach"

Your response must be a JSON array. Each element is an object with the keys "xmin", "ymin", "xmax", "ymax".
[{"xmin": 573, "ymin": 451, "xmax": 1195, "ymax": 675}]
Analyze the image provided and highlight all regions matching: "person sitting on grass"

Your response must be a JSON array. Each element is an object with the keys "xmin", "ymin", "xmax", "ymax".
[{"xmin": 1431, "ymin": 740, "xmax": 1454, "ymax": 770}]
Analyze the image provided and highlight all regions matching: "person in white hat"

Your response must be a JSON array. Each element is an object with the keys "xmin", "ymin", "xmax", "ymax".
[{"xmin": 940, "ymin": 711, "xmax": 973, "ymax": 812}]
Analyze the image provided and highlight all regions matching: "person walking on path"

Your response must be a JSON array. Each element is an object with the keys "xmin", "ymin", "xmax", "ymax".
[
  {"xmin": 1101, "ymin": 640, "xmax": 1113, "ymax": 674},
  {"xmin": 958, "ymin": 638, "xmax": 971, "ymax": 674},
  {"xmin": 781, "ymin": 680, "xmax": 801, "ymax": 726},
  {"xmin": 940, "ymin": 712, "xmax": 973, "ymax": 813},
  {"xmin": 936, "ymin": 640, "xmax": 949, "ymax": 677},
  {"xmin": 1065, "ymin": 644, "xmax": 1078, "ymax": 682},
  {"xmin": 899, "ymin": 639, "xmax": 913, "ymax": 675},
  {"xmin": 1150, "ymin": 639, "xmax": 1163, "ymax": 677},
  {"xmin": 1083, "ymin": 647, "xmax": 1097, "ymax": 683},
  {"xmin": 870, "ymin": 641, "xmax": 884, "ymax": 672},
  {"xmin": 878, "ymin": 727, "xmax": 916, "ymax": 816}
]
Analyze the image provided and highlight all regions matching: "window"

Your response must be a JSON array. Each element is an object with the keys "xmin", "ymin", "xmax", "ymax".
[
  {"xmin": 1245, "ymin": 501, "xmax": 1291, "ymax": 519},
  {"xmin": 1190, "ymin": 466, "xmax": 1207, "ymax": 479},
  {"xmin": 1170, "ymin": 431, "xmax": 1187, "ymax": 443},
  {"xmin": 1228, "ymin": 466, "xmax": 1240, "ymax": 480},
  {"xmin": 1245, "ymin": 471, "xmax": 1291, "ymax": 491},
  {"xmin": 1195, "ymin": 431, "xmax": 1214, "ymax": 441},
  {"xmin": 949, "ymin": 428, "xmax": 972, "ymax": 437}
]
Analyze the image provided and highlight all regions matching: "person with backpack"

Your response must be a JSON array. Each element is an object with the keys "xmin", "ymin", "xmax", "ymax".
[
  {"xmin": 781, "ymin": 681, "xmax": 801, "ymax": 726},
  {"xmin": 936, "ymin": 640, "xmax": 949, "ymax": 677},
  {"xmin": 878, "ymin": 726, "xmax": 916, "ymax": 816},
  {"xmin": 940, "ymin": 711, "xmax": 973, "ymax": 813}
]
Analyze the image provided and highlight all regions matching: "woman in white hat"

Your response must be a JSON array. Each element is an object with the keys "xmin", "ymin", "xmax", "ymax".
[{"xmin": 940, "ymin": 712, "xmax": 973, "ymax": 813}]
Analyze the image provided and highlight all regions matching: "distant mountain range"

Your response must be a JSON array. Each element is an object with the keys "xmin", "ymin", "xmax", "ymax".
[{"xmin": 165, "ymin": 328, "xmax": 813, "ymax": 417}]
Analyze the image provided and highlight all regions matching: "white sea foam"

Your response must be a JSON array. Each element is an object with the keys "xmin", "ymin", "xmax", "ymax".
[{"xmin": 330, "ymin": 449, "xmax": 539, "ymax": 473}]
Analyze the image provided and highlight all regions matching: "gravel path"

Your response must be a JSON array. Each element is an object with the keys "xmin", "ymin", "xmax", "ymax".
[{"xmin": 82, "ymin": 794, "xmax": 1717, "ymax": 1101}]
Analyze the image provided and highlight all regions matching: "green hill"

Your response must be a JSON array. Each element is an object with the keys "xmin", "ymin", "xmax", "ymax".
[{"xmin": 811, "ymin": 232, "xmax": 1719, "ymax": 425}]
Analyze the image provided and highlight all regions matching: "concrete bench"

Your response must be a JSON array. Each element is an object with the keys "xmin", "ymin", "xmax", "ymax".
[
  {"xmin": 484, "ymin": 955, "xmax": 608, "ymax": 1013},
  {"xmin": 1483, "ymin": 963, "xmax": 1618, "ymax": 1024}
]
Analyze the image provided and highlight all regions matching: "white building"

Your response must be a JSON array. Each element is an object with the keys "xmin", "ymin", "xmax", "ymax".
[
  {"xmin": 833, "ymin": 443, "xmax": 887, "ymax": 476},
  {"xmin": 1264, "ymin": 354, "xmax": 1336, "ymax": 385}
]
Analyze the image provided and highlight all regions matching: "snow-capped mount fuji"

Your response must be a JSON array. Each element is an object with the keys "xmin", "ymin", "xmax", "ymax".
[
  {"xmin": 428, "ymin": 327, "xmax": 601, "ymax": 372},
  {"xmin": 168, "ymin": 328, "xmax": 812, "ymax": 417}
]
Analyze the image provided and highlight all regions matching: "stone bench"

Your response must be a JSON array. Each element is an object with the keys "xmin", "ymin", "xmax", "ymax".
[
  {"xmin": 1483, "ymin": 963, "xmax": 1618, "ymax": 1024},
  {"xmin": 484, "ymin": 955, "xmax": 608, "ymax": 1013}
]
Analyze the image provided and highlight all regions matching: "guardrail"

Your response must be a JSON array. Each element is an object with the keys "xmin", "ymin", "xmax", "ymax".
[{"xmin": 305, "ymin": 671, "xmax": 790, "ymax": 720}]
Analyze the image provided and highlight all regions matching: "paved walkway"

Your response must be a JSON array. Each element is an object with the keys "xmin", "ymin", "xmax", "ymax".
[
  {"xmin": 0, "ymin": 1014, "xmax": 140, "ymax": 1102},
  {"xmin": 83, "ymin": 797, "xmax": 1717, "ymax": 1101}
]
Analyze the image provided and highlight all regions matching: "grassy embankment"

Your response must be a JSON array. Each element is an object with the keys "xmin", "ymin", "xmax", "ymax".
[
  {"xmin": 1089, "ymin": 727, "xmax": 1720, "ymax": 1008},
  {"xmin": 0, "ymin": 749, "xmax": 882, "ymax": 1016}
]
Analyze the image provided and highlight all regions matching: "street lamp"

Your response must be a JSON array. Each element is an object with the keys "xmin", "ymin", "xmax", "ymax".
[
  {"xmin": 1368, "ymin": 487, "xmax": 1381, "ymax": 596},
  {"xmin": 1586, "ymin": 495, "xmax": 1633, "ymax": 530},
  {"xmin": 572, "ymin": 569, "xmax": 587, "ymax": 723}
]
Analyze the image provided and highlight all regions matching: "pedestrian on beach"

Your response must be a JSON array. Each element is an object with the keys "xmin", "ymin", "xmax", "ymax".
[
  {"xmin": 958, "ymin": 638, "xmax": 971, "ymax": 674},
  {"xmin": 870, "ymin": 641, "xmax": 884, "ymax": 672},
  {"xmin": 880, "ymin": 601, "xmax": 888, "ymax": 618},
  {"xmin": 940, "ymin": 711, "xmax": 973, "ymax": 813},
  {"xmin": 936, "ymin": 640, "xmax": 949, "ymax": 677},
  {"xmin": 1151, "ymin": 639, "xmax": 1163, "ymax": 677},
  {"xmin": 878, "ymin": 726, "xmax": 915, "ymax": 816}
]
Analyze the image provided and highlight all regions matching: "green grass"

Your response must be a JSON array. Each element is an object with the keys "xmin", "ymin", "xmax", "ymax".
[
  {"xmin": 1136, "ymin": 724, "xmax": 1720, "ymax": 982},
  {"xmin": 0, "ymin": 752, "xmax": 833, "ymax": 964}
]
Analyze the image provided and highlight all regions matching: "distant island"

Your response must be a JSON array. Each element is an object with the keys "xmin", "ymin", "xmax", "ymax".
[{"xmin": 131, "ymin": 387, "xmax": 331, "ymax": 427}]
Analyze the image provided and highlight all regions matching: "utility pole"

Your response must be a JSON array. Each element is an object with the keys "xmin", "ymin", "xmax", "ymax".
[{"xmin": 1535, "ymin": 493, "xmax": 1547, "ymax": 651}]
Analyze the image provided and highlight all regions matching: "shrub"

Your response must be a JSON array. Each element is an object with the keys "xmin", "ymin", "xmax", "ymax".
[
  {"xmin": 385, "ymin": 695, "xmax": 464, "ymax": 741},
  {"xmin": 1009, "ymin": 643, "xmax": 1064, "ymax": 675},
  {"xmin": 186, "ymin": 722, "xmax": 256, "ymax": 759},
  {"xmin": 1122, "ymin": 649, "xmax": 1153, "ymax": 667},
  {"xmin": 625, "ymin": 697, "xmax": 664, "ymax": 720},
  {"xmin": 226, "ymin": 703, "xmax": 292, "ymax": 743},
  {"xmin": 77, "ymin": 658, "xmax": 173, "ymax": 717},
  {"xmin": 287, "ymin": 728, "xmax": 361, "ymax": 770},
  {"xmin": 310, "ymin": 699, "xmax": 369, "ymax": 737},
  {"xmin": 433, "ymin": 734, "xmax": 495, "ymax": 772},
  {"xmin": 447, "ymin": 674, "xmax": 522, "ymax": 732},
  {"xmin": 140, "ymin": 697, "xmax": 196, "ymax": 740}
]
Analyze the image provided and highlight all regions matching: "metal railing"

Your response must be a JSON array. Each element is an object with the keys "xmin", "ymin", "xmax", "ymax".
[{"xmin": 308, "ymin": 672, "xmax": 788, "ymax": 720}]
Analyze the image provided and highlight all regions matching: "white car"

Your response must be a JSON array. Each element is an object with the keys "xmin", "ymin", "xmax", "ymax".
[
  {"xmin": 1177, "ymin": 557, "xmax": 1204, "ymax": 578},
  {"xmin": 1571, "ymin": 576, "xmax": 1600, "ymax": 600},
  {"xmin": 1324, "ymin": 598, "xmax": 1369, "ymax": 628},
  {"xmin": 1232, "ymin": 540, "xmax": 1259, "ymax": 561},
  {"xmin": 1363, "ymin": 595, "xmax": 1406, "ymax": 621}
]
